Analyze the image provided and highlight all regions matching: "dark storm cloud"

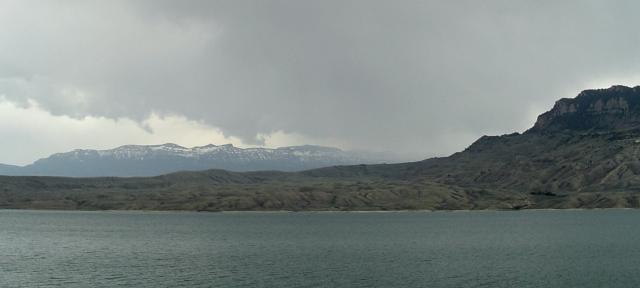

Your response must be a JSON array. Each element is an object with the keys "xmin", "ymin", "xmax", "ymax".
[{"xmin": 2, "ymin": 0, "xmax": 640, "ymax": 159}]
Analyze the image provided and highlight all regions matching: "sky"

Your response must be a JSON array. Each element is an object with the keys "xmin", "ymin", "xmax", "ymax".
[{"xmin": 2, "ymin": 0, "xmax": 640, "ymax": 165}]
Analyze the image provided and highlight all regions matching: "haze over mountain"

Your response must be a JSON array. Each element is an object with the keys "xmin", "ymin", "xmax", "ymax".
[
  {"xmin": 4, "ymin": 86, "xmax": 640, "ymax": 211},
  {"xmin": 0, "ymin": 144, "xmax": 396, "ymax": 177}
]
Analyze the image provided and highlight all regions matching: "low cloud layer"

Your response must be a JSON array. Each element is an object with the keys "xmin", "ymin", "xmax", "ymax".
[
  {"xmin": 0, "ymin": 99, "xmax": 343, "ymax": 165},
  {"xmin": 2, "ymin": 0, "xmax": 640, "ymax": 164}
]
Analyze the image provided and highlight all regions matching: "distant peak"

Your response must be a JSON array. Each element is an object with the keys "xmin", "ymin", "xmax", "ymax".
[{"xmin": 159, "ymin": 143, "xmax": 185, "ymax": 148}]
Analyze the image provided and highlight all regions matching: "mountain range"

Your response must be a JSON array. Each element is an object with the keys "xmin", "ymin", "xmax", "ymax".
[
  {"xmin": 3, "ymin": 85, "xmax": 640, "ymax": 211},
  {"xmin": 0, "ymin": 144, "xmax": 395, "ymax": 177}
]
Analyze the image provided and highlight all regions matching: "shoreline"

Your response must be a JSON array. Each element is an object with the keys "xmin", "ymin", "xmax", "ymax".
[{"xmin": 1, "ymin": 207, "xmax": 638, "ymax": 214}]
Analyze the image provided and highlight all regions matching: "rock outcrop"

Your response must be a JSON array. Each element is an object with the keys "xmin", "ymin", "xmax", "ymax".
[{"xmin": 529, "ymin": 85, "xmax": 640, "ymax": 133}]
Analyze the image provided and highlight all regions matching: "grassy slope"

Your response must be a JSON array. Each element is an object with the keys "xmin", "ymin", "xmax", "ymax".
[{"xmin": 0, "ymin": 168, "xmax": 533, "ymax": 211}]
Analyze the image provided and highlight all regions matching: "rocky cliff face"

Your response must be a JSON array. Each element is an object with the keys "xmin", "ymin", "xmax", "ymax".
[{"xmin": 529, "ymin": 85, "xmax": 640, "ymax": 133}]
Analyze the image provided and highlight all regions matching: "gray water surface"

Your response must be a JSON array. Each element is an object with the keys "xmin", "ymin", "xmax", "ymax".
[{"xmin": 2, "ymin": 209, "xmax": 640, "ymax": 287}]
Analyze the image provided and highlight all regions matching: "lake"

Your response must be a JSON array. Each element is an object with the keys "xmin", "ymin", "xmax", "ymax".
[{"xmin": 2, "ymin": 209, "xmax": 640, "ymax": 287}]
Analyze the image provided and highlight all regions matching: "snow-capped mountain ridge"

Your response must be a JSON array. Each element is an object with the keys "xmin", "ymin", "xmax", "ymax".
[
  {"xmin": 1, "ymin": 143, "xmax": 395, "ymax": 177},
  {"xmin": 55, "ymin": 143, "xmax": 354, "ymax": 161}
]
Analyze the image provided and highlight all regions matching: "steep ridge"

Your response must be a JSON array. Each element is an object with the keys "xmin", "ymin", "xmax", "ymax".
[{"xmin": 413, "ymin": 86, "xmax": 640, "ymax": 195}]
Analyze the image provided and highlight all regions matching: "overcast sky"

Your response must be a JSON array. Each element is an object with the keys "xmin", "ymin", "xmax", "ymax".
[{"xmin": 1, "ymin": 0, "xmax": 640, "ymax": 165}]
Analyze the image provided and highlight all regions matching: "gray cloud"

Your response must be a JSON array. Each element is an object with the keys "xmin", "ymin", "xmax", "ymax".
[{"xmin": 2, "ymin": 0, "xmax": 640, "ymax": 160}]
